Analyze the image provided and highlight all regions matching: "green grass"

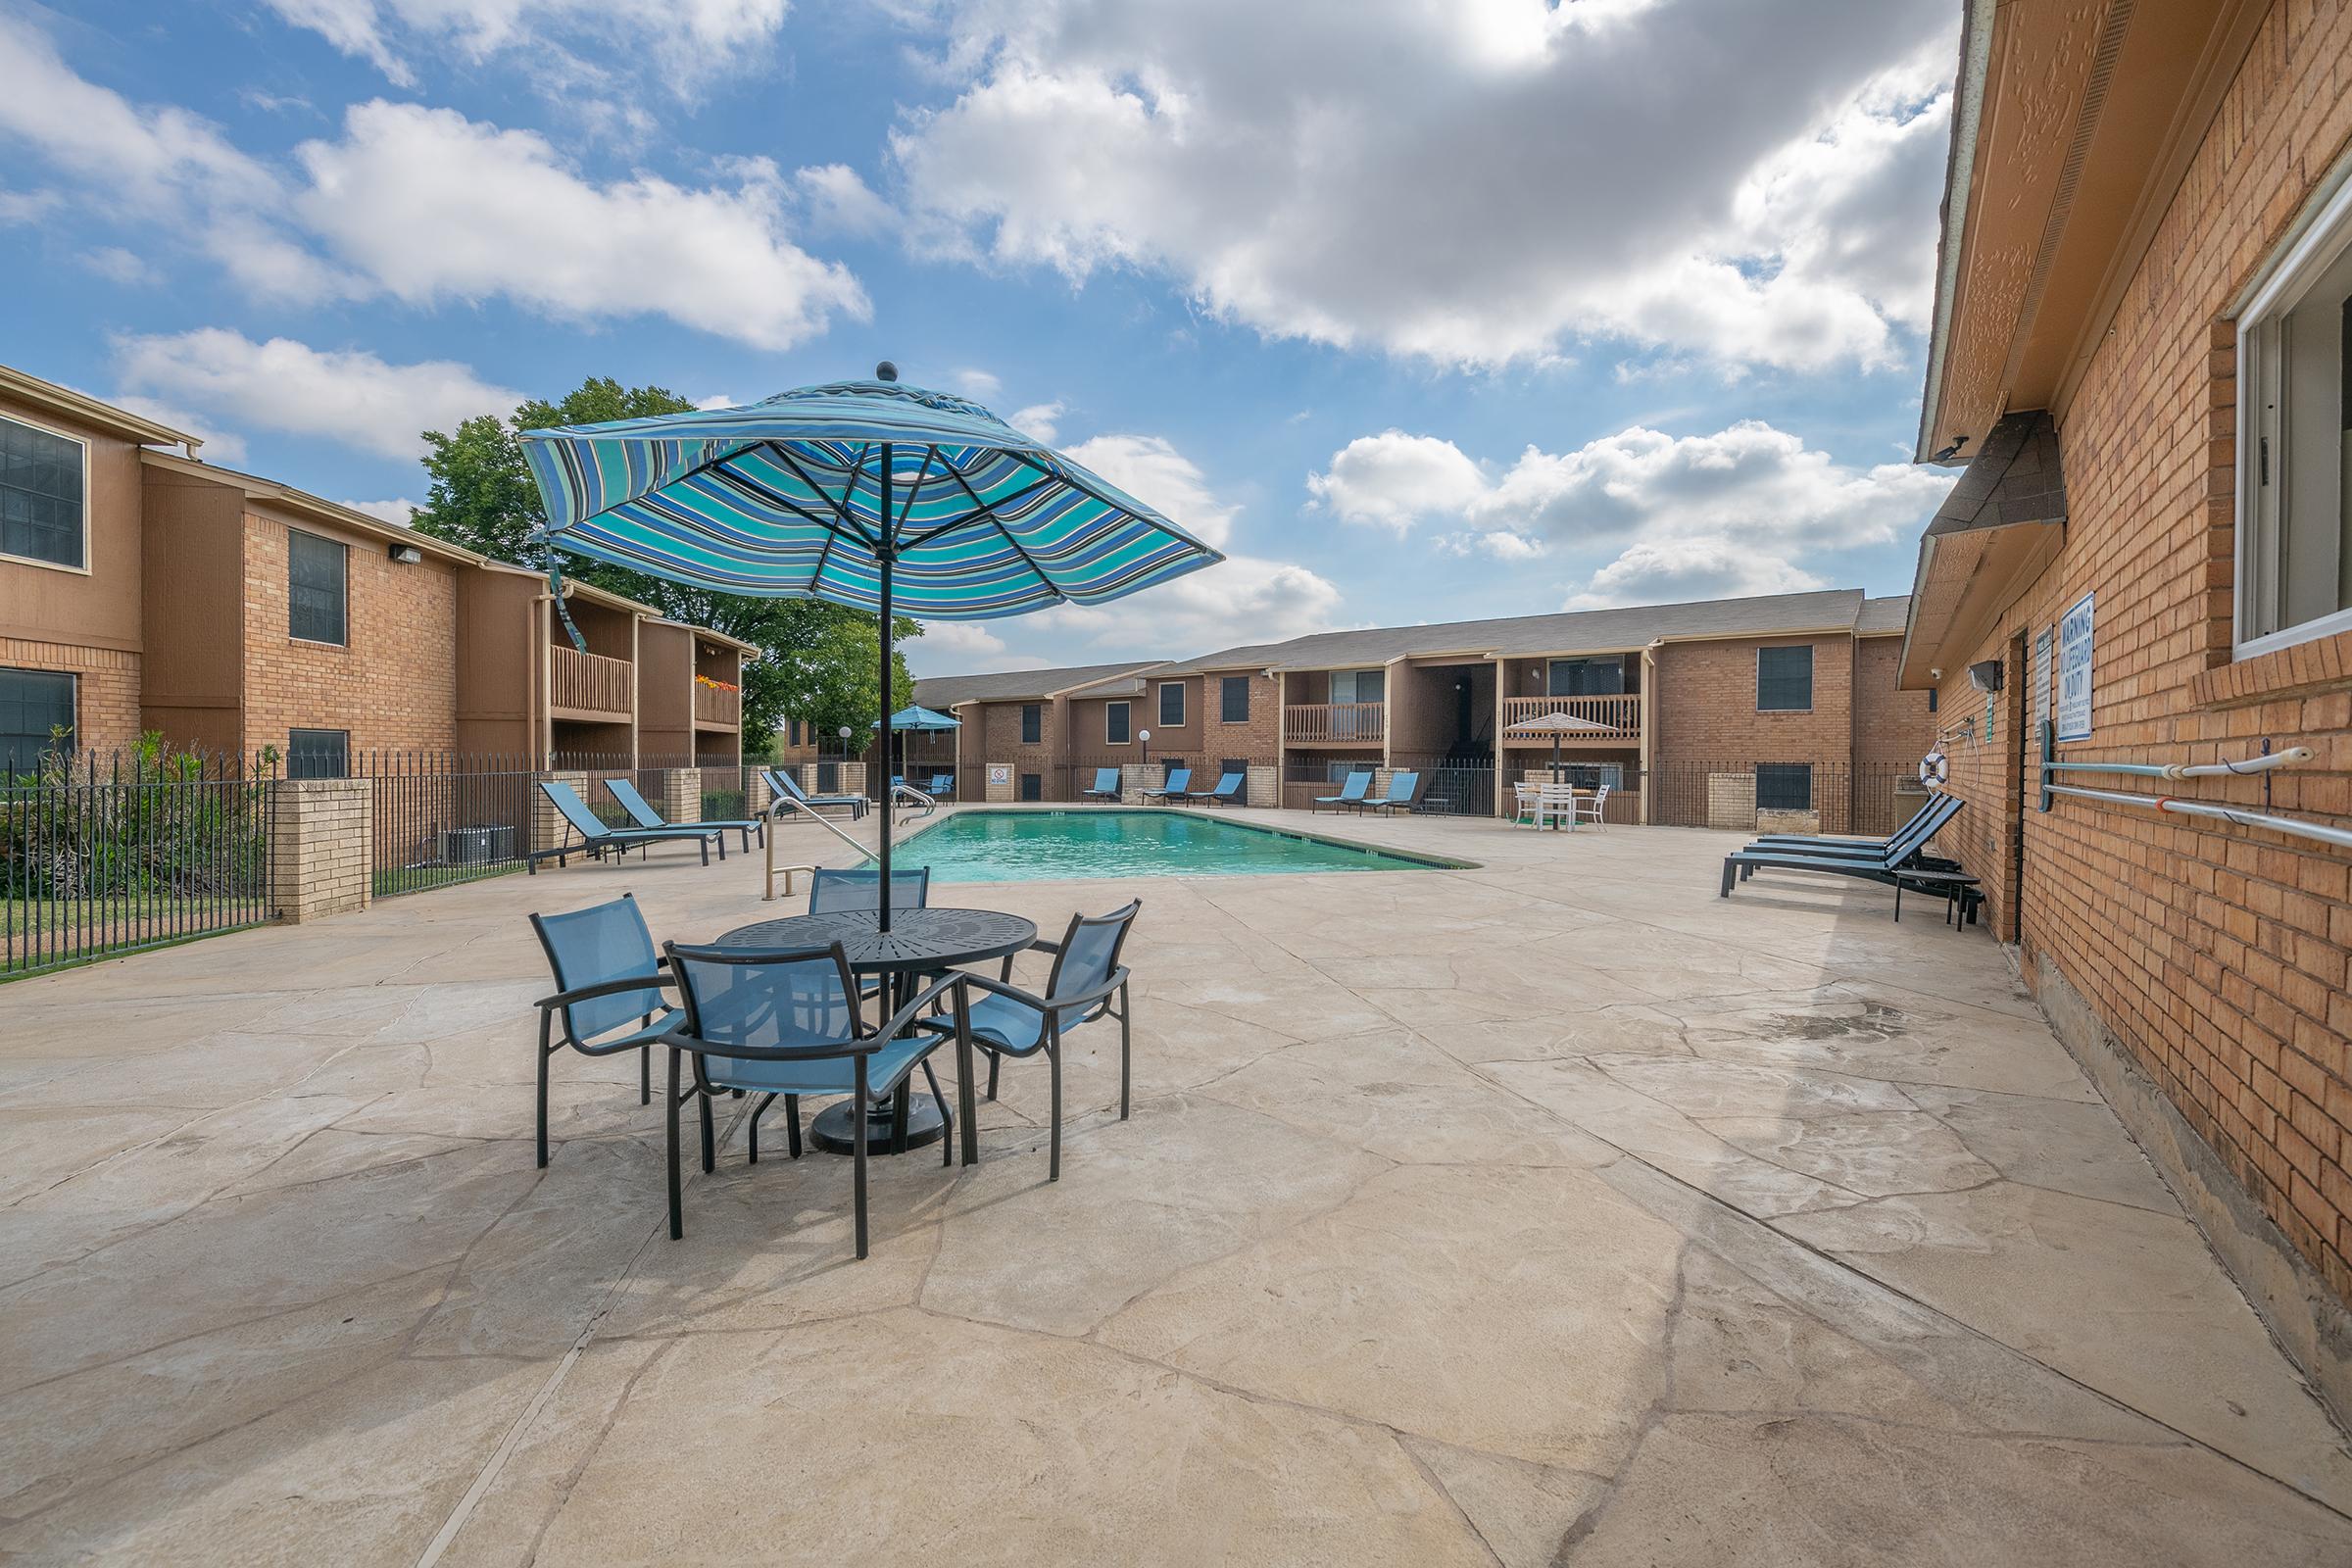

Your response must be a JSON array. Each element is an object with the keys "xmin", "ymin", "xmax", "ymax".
[
  {"xmin": 3, "ymin": 897, "xmax": 269, "ymax": 980},
  {"xmin": 373, "ymin": 861, "xmax": 523, "ymax": 898}
]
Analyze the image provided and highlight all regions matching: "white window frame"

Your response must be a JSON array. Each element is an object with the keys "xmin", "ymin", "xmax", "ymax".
[
  {"xmin": 0, "ymin": 412, "xmax": 92, "ymax": 576},
  {"xmin": 2234, "ymin": 162, "xmax": 2352, "ymax": 660},
  {"xmin": 1105, "ymin": 700, "xmax": 1132, "ymax": 745},
  {"xmin": 1157, "ymin": 680, "xmax": 1185, "ymax": 728}
]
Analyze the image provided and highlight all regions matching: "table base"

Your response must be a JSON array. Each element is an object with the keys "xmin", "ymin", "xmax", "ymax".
[{"xmin": 808, "ymin": 1094, "xmax": 947, "ymax": 1155}]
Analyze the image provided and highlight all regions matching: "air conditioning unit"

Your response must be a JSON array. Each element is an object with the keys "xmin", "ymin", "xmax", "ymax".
[{"xmin": 440, "ymin": 825, "xmax": 514, "ymax": 865}]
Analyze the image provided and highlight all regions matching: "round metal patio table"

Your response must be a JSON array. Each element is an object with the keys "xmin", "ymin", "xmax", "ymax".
[{"xmin": 715, "ymin": 906, "xmax": 1037, "ymax": 1156}]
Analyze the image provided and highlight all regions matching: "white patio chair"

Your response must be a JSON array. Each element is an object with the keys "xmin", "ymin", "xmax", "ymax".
[
  {"xmin": 1510, "ymin": 781, "xmax": 1543, "ymax": 828},
  {"xmin": 1538, "ymin": 781, "xmax": 1580, "ymax": 831},
  {"xmin": 1571, "ymin": 783, "xmax": 1610, "ymax": 831}
]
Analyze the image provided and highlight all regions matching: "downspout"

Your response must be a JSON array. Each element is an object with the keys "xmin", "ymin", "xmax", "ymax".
[{"xmin": 1639, "ymin": 641, "xmax": 1660, "ymax": 825}]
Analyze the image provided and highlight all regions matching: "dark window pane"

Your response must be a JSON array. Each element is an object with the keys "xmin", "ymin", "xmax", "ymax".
[
  {"xmin": 0, "ymin": 667, "xmax": 75, "ymax": 771},
  {"xmin": 289, "ymin": 530, "xmax": 348, "ymax": 645},
  {"xmin": 1020, "ymin": 703, "xmax": 1042, "ymax": 744},
  {"xmin": 0, "ymin": 416, "xmax": 85, "ymax": 568},
  {"xmin": 1757, "ymin": 646, "xmax": 1813, "ymax": 710},
  {"xmin": 1755, "ymin": 762, "xmax": 1812, "ymax": 810},
  {"xmin": 1106, "ymin": 702, "xmax": 1131, "ymax": 745},
  {"xmin": 1159, "ymin": 683, "xmax": 1184, "ymax": 726},
  {"xmin": 1220, "ymin": 675, "xmax": 1250, "ymax": 723},
  {"xmin": 1019, "ymin": 771, "xmax": 1042, "ymax": 802},
  {"xmin": 288, "ymin": 728, "xmax": 350, "ymax": 780}
]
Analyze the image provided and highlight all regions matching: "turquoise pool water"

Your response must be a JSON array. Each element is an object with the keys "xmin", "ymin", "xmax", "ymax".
[{"xmin": 895, "ymin": 808, "xmax": 1463, "ymax": 882}]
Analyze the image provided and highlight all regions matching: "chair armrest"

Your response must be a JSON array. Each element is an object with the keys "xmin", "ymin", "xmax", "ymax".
[
  {"xmin": 866, "ymin": 971, "xmax": 971, "ymax": 1042},
  {"xmin": 956, "ymin": 966, "xmax": 1130, "ymax": 1017},
  {"xmin": 658, "ymin": 1026, "xmax": 884, "ymax": 1062},
  {"xmin": 535, "ymin": 964, "xmax": 673, "ymax": 1011}
]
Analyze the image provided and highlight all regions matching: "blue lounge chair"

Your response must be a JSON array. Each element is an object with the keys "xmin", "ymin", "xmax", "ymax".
[
  {"xmin": 1313, "ymin": 771, "xmax": 1372, "ymax": 813},
  {"xmin": 1719, "ymin": 794, "xmax": 1978, "ymax": 919},
  {"xmin": 1082, "ymin": 767, "xmax": 1123, "ymax": 802},
  {"xmin": 1140, "ymin": 766, "xmax": 1192, "ymax": 802},
  {"xmin": 527, "ymin": 894, "xmax": 681, "ymax": 1167},
  {"xmin": 528, "ymin": 779, "xmax": 723, "ymax": 873},
  {"xmin": 763, "ymin": 765, "xmax": 867, "ymax": 820},
  {"xmin": 605, "ymin": 776, "xmax": 764, "ymax": 854},
  {"xmin": 660, "ymin": 939, "xmax": 965, "ymax": 1255},
  {"xmin": 926, "ymin": 773, "xmax": 954, "ymax": 797},
  {"xmin": 917, "ymin": 900, "xmax": 1140, "ymax": 1177},
  {"xmin": 1365, "ymin": 770, "xmax": 1420, "ymax": 815},
  {"xmin": 1194, "ymin": 770, "xmax": 1246, "ymax": 807}
]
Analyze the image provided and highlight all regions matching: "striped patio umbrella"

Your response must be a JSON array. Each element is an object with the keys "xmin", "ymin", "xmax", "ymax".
[{"xmin": 518, "ymin": 365, "xmax": 1222, "ymax": 929}]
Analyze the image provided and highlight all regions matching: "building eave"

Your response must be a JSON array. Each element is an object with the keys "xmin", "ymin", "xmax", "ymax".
[{"xmin": 1, "ymin": 364, "xmax": 204, "ymax": 452}]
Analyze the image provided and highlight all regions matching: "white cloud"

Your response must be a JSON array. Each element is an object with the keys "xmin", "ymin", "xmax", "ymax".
[
  {"xmin": 342, "ymin": 497, "xmax": 421, "ymax": 525},
  {"xmin": 293, "ymin": 103, "xmax": 867, "ymax": 350},
  {"xmin": 693, "ymin": 394, "xmax": 738, "ymax": 411},
  {"xmin": 79, "ymin": 246, "xmax": 159, "ymax": 285},
  {"xmin": 794, "ymin": 163, "xmax": 896, "ymax": 237},
  {"xmin": 892, "ymin": 0, "xmax": 1952, "ymax": 368},
  {"xmin": 951, "ymin": 368, "xmax": 1003, "ymax": 398},
  {"xmin": 1062, "ymin": 433, "xmax": 1236, "ymax": 549},
  {"xmin": 258, "ymin": 0, "xmax": 791, "ymax": 105},
  {"xmin": 1007, "ymin": 401, "xmax": 1063, "ymax": 442},
  {"xmin": 114, "ymin": 330, "xmax": 522, "ymax": 461},
  {"xmin": 1306, "ymin": 432, "xmax": 1487, "ymax": 536},
  {"xmin": 99, "ymin": 397, "xmax": 248, "ymax": 464},
  {"xmin": 0, "ymin": 189, "xmax": 63, "ymax": 223},
  {"xmin": 1565, "ymin": 538, "xmax": 1826, "ymax": 609},
  {"xmin": 909, "ymin": 619, "xmax": 1049, "ymax": 675}
]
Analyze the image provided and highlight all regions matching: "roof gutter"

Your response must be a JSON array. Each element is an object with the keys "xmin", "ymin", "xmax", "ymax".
[{"xmin": 1915, "ymin": 0, "xmax": 1999, "ymax": 466}]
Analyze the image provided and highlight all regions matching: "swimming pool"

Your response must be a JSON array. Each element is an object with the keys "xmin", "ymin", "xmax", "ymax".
[{"xmin": 893, "ymin": 808, "xmax": 1467, "ymax": 882}]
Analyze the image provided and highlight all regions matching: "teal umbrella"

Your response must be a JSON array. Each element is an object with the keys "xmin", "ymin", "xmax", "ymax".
[
  {"xmin": 876, "ymin": 705, "xmax": 960, "ymax": 788},
  {"xmin": 520, "ymin": 364, "xmax": 1222, "ymax": 931}
]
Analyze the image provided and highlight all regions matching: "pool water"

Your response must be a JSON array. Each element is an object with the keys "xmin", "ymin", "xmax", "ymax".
[{"xmin": 894, "ymin": 808, "xmax": 1462, "ymax": 882}]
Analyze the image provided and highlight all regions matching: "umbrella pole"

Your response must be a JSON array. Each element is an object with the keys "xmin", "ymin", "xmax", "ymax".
[{"xmin": 878, "ymin": 444, "xmax": 894, "ymax": 935}]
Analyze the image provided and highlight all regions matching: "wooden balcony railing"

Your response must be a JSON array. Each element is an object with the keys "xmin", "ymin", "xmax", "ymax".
[
  {"xmin": 551, "ymin": 645, "xmax": 634, "ymax": 717},
  {"xmin": 1285, "ymin": 703, "xmax": 1385, "ymax": 743},
  {"xmin": 1501, "ymin": 693, "xmax": 1642, "ymax": 740},
  {"xmin": 693, "ymin": 682, "xmax": 742, "ymax": 727}
]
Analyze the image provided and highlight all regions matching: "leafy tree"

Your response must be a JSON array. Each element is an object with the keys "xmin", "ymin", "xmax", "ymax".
[{"xmin": 414, "ymin": 377, "xmax": 917, "ymax": 747}]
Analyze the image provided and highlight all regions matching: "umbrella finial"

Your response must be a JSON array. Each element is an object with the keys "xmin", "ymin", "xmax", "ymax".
[{"xmin": 875, "ymin": 361, "xmax": 899, "ymax": 382}]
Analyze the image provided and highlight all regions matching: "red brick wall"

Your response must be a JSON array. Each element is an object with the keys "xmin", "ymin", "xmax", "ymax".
[
  {"xmin": 1852, "ymin": 635, "xmax": 1936, "ymax": 772},
  {"xmin": 1193, "ymin": 668, "xmax": 1283, "ymax": 767},
  {"xmin": 1652, "ymin": 634, "xmax": 1855, "ymax": 763},
  {"xmin": 1929, "ymin": 0, "xmax": 2352, "ymax": 1299},
  {"xmin": 241, "ymin": 511, "xmax": 459, "ymax": 758}
]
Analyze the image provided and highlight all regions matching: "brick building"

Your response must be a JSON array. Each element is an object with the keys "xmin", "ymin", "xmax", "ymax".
[
  {"xmin": 1901, "ymin": 0, "xmax": 2352, "ymax": 1410},
  {"xmin": 911, "ymin": 589, "xmax": 1934, "ymax": 820},
  {"xmin": 0, "ymin": 364, "xmax": 747, "ymax": 775}
]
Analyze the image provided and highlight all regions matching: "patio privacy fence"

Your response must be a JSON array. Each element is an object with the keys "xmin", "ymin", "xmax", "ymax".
[{"xmin": 2, "ymin": 750, "xmax": 276, "ymax": 978}]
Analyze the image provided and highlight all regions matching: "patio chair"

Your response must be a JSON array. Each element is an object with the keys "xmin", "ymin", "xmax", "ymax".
[
  {"xmin": 1139, "ymin": 766, "xmax": 1193, "ymax": 802},
  {"xmin": 1365, "ymin": 770, "xmax": 1420, "ymax": 815},
  {"xmin": 917, "ymin": 900, "xmax": 1140, "ymax": 1180},
  {"xmin": 763, "ymin": 766, "xmax": 867, "ymax": 821},
  {"xmin": 1570, "ymin": 783, "xmax": 1611, "ymax": 831},
  {"xmin": 1194, "ymin": 770, "xmax": 1247, "ymax": 807},
  {"xmin": 1719, "ymin": 797, "xmax": 1980, "ymax": 918},
  {"xmin": 1510, "ymin": 781, "xmax": 1543, "ymax": 828},
  {"xmin": 926, "ymin": 773, "xmax": 954, "ymax": 797},
  {"xmin": 1081, "ymin": 767, "xmax": 1123, "ymax": 802},
  {"xmin": 808, "ymin": 866, "xmax": 931, "ymax": 1003},
  {"xmin": 1313, "ymin": 771, "xmax": 1372, "ymax": 812},
  {"xmin": 605, "ymin": 776, "xmax": 764, "ymax": 854},
  {"xmin": 1537, "ymin": 781, "xmax": 1579, "ymax": 830},
  {"xmin": 1740, "ymin": 792, "xmax": 1961, "ymax": 860},
  {"xmin": 1745, "ymin": 793, "xmax": 1942, "ymax": 855},
  {"xmin": 527, "ymin": 893, "xmax": 680, "ymax": 1168},
  {"xmin": 661, "ymin": 939, "xmax": 966, "ymax": 1256},
  {"xmin": 527, "ymin": 779, "xmax": 724, "ymax": 874}
]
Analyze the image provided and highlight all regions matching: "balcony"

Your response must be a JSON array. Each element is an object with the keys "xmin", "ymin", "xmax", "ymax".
[
  {"xmin": 551, "ymin": 645, "xmax": 634, "ymax": 719},
  {"xmin": 1501, "ymin": 693, "xmax": 1642, "ymax": 741},
  {"xmin": 1285, "ymin": 702, "xmax": 1385, "ymax": 744},
  {"xmin": 693, "ymin": 680, "xmax": 742, "ymax": 729}
]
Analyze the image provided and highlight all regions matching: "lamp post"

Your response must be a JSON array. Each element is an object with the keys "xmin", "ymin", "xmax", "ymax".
[{"xmin": 1138, "ymin": 727, "xmax": 1152, "ymax": 785}]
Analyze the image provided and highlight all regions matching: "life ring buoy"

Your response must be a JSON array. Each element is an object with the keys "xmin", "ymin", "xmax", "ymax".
[{"xmin": 1919, "ymin": 750, "xmax": 1949, "ymax": 789}]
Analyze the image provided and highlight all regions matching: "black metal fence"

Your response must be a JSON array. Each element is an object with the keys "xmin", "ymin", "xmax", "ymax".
[
  {"xmin": 360, "ymin": 751, "xmax": 537, "ymax": 897},
  {"xmin": 3, "ymin": 750, "xmax": 276, "ymax": 978}
]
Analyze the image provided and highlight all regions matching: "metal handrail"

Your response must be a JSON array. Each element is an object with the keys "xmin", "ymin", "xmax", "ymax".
[
  {"xmin": 2037, "ymin": 722, "xmax": 2345, "ymax": 853},
  {"xmin": 761, "ymin": 791, "xmax": 871, "ymax": 900},
  {"xmin": 2042, "ymin": 783, "xmax": 2352, "ymax": 853},
  {"xmin": 891, "ymin": 783, "xmax": 937, "ymax": 817},
  {"xmin": 2043, "ymin": 745, "xmax": 2313, "ymax": 781}
]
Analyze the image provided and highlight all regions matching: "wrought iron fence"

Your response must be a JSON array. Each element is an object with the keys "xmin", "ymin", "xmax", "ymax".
[
  {"xmin": 2, "ymin": 750, "xmax": 275, "ymax": 978},
  {"xmin": 360, "ymin": 750, "xmax": 537, "ymax": 897}
]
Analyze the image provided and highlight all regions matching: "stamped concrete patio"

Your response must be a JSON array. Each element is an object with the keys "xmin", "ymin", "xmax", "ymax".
[{"xmin": 4, "ymin": 808, "xmax": 2349, "ymax": 1566}]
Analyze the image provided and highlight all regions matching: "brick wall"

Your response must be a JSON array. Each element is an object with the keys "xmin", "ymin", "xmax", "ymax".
[
  {"xmin": 1852, "ymin": 635, "xmax": 1936, "ymax": 773},
  {"xmin": 1928, "ymin": 0, "xmax": 2352, "ymax": 1303},
  {"xmin": 1197, "ymin": 668, "xmax": 1282, "ymax": 768},
  {"xmin": 241, "ymin": 513, "xmax": 459, "ymax": 758},
  {"xmin": 0, "ymin": 637, "xmax": 141, "ymax": 755},
  {"xmin": 270, "ymin": 776, "xmax": 372, "ymax": 922},
  {"xmin": 1652, "ymin": 634, "xmax": 1855, "ymax": 763}
]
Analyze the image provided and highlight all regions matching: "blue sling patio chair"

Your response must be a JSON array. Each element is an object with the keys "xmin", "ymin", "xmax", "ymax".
[
  {"xmin": 1312, "ymin": 771, "xmax": 1373, "ymax": 813},
  {"xmin": 1081, "ymin": 767, "xmax": 1123, "ymax": 802},
  {"xmin": 1719, "ymin": 794, "xmax": 1978, "ymax": 919},
  {"xmin": 1364, "ymin": 770, "xmax": 1420, "ymax": 815},
  {"xmin": 1139, "ymin": 766, "xmax": 1192, "ymax": 802},
  {"xmin": 527, "ymin": 893, "xmax": 680, "ymax": 1167},
  {"xmin": 1193, "ymin": 770, "xmax": 1246, "ymax": 807},
  {"xmin": 605, "ymin": 775, "xmax": 765, "ymax": 854},
  {"xmin": 660, "ymin": 939, "xmax": 967, "ymax": 1255},
  {"xmin": 926, "ymin": 773, "xmax": 954, "ymax": 797},
  {"xmin": 808, "ymin": 868, "xmax": 930, "ymax": 1003},
  {"xmin": 528, "ymin": 779, "xmax": 724, "ymax": 873},
  {"xmin": 916, "ymin": 900, "xmax": 1140, "ymax": 1180},
  {"xmin": 762, "ymin": 765, "xmax": 867, "ymax": 820}
]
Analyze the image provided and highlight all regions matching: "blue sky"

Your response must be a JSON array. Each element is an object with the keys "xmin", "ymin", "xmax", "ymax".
[{"xmin": 1, "ymin": 0, "xmax": 1960, "ymax": 676}]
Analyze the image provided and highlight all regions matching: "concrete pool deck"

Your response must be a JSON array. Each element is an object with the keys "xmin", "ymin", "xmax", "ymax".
[{"xmin": 3, "ymin": 807, "xmax": 2348, "ymax": 1565}]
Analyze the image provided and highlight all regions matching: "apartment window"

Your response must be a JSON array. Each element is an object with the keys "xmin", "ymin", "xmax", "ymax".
[
  {"xmin": 0, "ymin": 668, "xmax": 74, "ymax": 771},
  {"xmin": 1756, "ymin": 646, "xmax": 1813, "ymax": 710},
  {"xmin": 1755, "ymin": 762, "xmax": 1812, "ymax": 811},
  {"xmin": 1158, "ymin": 681, "xmax": 1185, "ymax": 727},
  {"xmin": 1220, "ymin": 758, "xmax": 1249, "ymax": 782},
  {"xmin": 1562, "ymin": 762, "xmax": 1624, "ymax": 791},
  {"xmin": 1020, "ymin": 703, "xmax": 1042, "ymax": 744},
  {"xmin": 1546, "ymin": 657, "xmax": 1623, "ymax": 697},
  {"xmin": 1019, "ymin": 771, "xmax": 1042, "ymax": 802},
  {"xmin": 288, "ymin": 530, "xmax": 348, "ymax": 646},
  {"xmin": 2237, "ymin": 176, "xmax": 2352, "ymax": 655},
  {"xmin": 0, "ymin": 415, "xmax": 87, "ymax": 569},
  {"xmin": 1105, "ymin": 701, "xmax": 1132, "ymax": 745},
  {"xmin": 1220, "ymin": 675, "xmax": 1250, "ymax": 723},
  {"xmin": 287, "ymin": 728, "xmax": 350, "ymax": 779}
]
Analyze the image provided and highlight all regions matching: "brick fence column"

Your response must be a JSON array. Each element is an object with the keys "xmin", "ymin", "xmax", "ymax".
[
  {"xmin": 838, "ymin": 761, "xmax": 867, "ymax": 799},
  {"xmin": 1122, "ymin": 761, "xmax": 1164, "ymax": 802},
  {"xmin": 985, "ymin": 762, "xmax": 1014, "ymax": 803},
  {"xmin": 533, "ymin": 769, "xmax": 588, "ymax": 855},
  {"xmin": 659, "ymin": 766, "xmax": 703, "ymax": 824},
  {"xmin": 747, "ymin": 767, "xmax": 773, "ymax": 816},
  {"xmin": 270, "ymin": 777, "xmax": 373, "ymax": 924},
  {"xmin": 1246, "ymin": 763, "xmax": 1278, "ymax": 808}
]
